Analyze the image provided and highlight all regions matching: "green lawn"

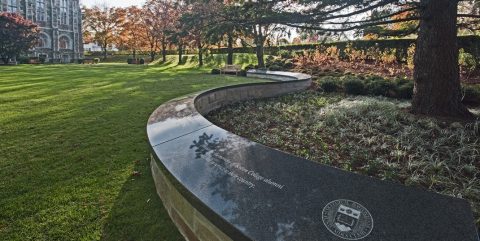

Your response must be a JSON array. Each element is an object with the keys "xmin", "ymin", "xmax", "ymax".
[{"xmin": 0, "ymin": 62, "xmax": 261, "ymax": 240}]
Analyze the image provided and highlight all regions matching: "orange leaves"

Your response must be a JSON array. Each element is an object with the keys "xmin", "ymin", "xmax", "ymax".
[{"xmin": 82, "ymin": 6, "xmax": 127, "ymax": 50}]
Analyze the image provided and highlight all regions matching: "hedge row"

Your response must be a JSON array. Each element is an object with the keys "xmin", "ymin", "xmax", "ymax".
[
  {"xmin": 211, "ymin": 35, "xmax": 480, "ymax": 63},
  {"xmin": 317, "ymin": 75, "xmax": 480, "ymax": 105}
]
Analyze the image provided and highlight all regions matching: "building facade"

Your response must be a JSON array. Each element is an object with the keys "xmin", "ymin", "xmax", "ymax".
[{"xmin": 1, "ymin": 0, "xmax": 83, "ymax": 62}]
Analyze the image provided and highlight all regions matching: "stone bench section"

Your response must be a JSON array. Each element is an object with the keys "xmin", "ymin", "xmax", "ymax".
[{"xmin": 147, "ymin": 69, "xmax": 479, "ymax": 241}]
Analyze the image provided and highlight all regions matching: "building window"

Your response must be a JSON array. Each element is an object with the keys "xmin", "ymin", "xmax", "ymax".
[
  {"xmin": 27, "ymin": 1, "xmax": 34, "ymax": 19},
  {"xmin": 37, "ymin": 38, "xmax": 45, "ymax": 48},
  {"xmin": 60, "ymin": 0, "xmax": 68, "ymax": 25},
  {"xmin": 7, "ymin": 0, "xmax": 17, "ymax": 12},
  {"xmin": 59, "ymin": 36, "xmax": 70, "ymax": 49},
  {"xmin": 36, "ymin": 0, "xmax": 45, "ymax": 22},
  {"xmin": 37, "ymin": 34, "xmax": 50, "ymax": 48}
]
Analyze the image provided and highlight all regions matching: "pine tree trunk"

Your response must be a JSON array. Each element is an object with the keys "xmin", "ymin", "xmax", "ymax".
[
  {"xmin": 412, "ymin": 0, "xmax": 473, "ymax": 118},
  {"xmin": 227, "ymin": 33, "xmax": 234, "ymax": 65}
]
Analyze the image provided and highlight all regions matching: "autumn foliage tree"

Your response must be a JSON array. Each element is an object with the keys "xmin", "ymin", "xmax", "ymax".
[
  {"xmin": 144, "ymin": 0, "xmax": 179, "ymax": 62},
  {"xmin": 82, "ymin": 6, "xmax": 125, "ymax": 60},
  {"xmin": 117, "ymin": 6, "xmax": 146, "ymax": 59},
  {"xmin": 0, "ymin": 12, "xmax": 38, "ymax": 64}
]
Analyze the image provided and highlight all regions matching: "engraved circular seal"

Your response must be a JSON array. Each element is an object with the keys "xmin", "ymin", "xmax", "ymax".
[{"xmin": 322, "ymin": 199, "xmax": 373, "ymax": 240}]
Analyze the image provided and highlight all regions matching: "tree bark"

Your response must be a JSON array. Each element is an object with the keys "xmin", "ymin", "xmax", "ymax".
[
  {"xmin": 198, "ymin": 39, "xmax": 203, "ymax": 67},
  {"xmin": 102, "ymin": 43, "xmax": 108, "ymax": 60},
  {"xmin": 178, "ymin": 43, "xmax": 183, "ymax": 65},
  {"xmin": 150, "ymin": 51, "xmax": 156, "ymax": 62},
  {"xmin": 412, "ymin": 0, "xmax": 473, "ymax": 118},
  {"xmin": 255, "ymin": 25, "xmax": 265, "ymax": 68},
  {"xmin": 227, "ymin": 33, "xmax": 234, "ymax": 65},
  {"xmin": 162, "ymin": 36, "xmax": 167, "ymax": 63},
  {"xmin": 150, "ymin": 41, "xmax": 156, "ymax": 62}
]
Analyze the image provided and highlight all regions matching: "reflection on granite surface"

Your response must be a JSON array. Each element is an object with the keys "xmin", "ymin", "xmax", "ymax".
[{"xmin": 147, "ymin": 94, "xmax": 212, "ymax": 146}]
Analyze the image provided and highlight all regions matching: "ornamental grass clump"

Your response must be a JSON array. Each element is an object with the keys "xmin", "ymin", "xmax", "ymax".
[
  {"xmin": 319, "ymin": 78, "xmax": 339, "ymax": 93},
  {"xmin": 343, "ymin": 78, "xmax": 365, "ymax": 95}
]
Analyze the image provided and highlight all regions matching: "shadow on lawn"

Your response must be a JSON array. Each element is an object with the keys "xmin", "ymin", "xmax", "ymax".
[{"xmin": 100, "ymin": 158, "xmax": 184, "ymax": 241}]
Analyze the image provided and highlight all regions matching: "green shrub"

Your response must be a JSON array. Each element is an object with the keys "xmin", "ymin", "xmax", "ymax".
[
  {"xmin": 266, "ymin": 55, "xmax": 275, "ymax": 64},
  {"xmin": 211, "ymin": 68, "xmax": 221, "ymax": 75},
  {"xmin": 238, "ymin": 70, "xmax": 247, "ymax": 77},
  {"xmin": 294, "ymin": 51, "xmax": 304, "ymax": 57},
  {"xmin": 364, "ymin": 75, "xmax": 385, "ymax": 82},
  {"xmin": 39, "ymin": 56, "xmax": 46, "ymax": 64},
  {"xmin": 268, "ymin": 64, "xmax": 283, "ymax": 71},
  {"xmin": 266, "ymin": 57, "xmax": 283, "ymax": 68},
  {"xmin": 265, "ymin": 56, "xmax": 295, "ymax": 69},
  {"xmin": 367, "ymin": 79, "xmax": 396, "ymax": 97},
  {"xmin": 396, "ymin": 82, "xmax": 414, "ymax": 99},
  {"xmin": 244, "ymin": 64, "xmax": 255, "ymax": 70},
  {"xmin": 319, "ymin": 79, "xmax": 339, "ymax": 93},
  {"xmin": 17, "ymin": 57, "xmax": 30, "ymax": 64},
  {"xmin": 394, "ymin": 77, "xmax": 411, "ymax": 86},
  {"xmin": 344, "ymin": 79, "xmax": 365, "ymax": 95},
  {"xmin": 462, "ymin": 86, "xmax": 480, "ymax": 105},
  {"xmin": 278, "ymin": 49, "xmax": 294, "ymax": 59},
  {"xmin": 459, "ymin": 48, "xmax": 477, "ymax": 72},
  {"xmin": 283, "ymin": 59, "xmax": 294, "ymax": 69}
]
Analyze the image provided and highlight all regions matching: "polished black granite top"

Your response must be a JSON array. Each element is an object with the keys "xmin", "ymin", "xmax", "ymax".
[
  {"xmin": 246, "ymin": 69, "xmax": 312, "ymax": 80},
  {"xmin": 147, "ymin": 71, "xmax": 479, "ymax": 241}
]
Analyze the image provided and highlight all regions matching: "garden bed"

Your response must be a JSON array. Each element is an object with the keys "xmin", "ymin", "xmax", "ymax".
[{"xmin": 206, "ymin": 90, "xmax": 480, "ymax": 229}]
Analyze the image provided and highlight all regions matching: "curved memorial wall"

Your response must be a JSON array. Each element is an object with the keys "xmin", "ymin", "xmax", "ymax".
[{"xmin": 147, "ymin": 70, "xmax": 479, "ymax": 241}]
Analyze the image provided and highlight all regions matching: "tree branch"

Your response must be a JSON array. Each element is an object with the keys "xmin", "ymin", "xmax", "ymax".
[
  {"xmin": 458, "ymin": 14, "xmax": 480, "ymax": 18},
  {"xmin": 323, "ymin": 7, "xmax": 419, "ymax": 25},
  {"xmin": 285, "ymin": 17, "xmax": 420, "ymax": 32}
]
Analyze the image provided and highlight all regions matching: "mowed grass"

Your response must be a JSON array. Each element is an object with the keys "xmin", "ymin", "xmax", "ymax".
[{"xmin": 0, "ymin": 61, "xmax": 261, "ymax": 240}]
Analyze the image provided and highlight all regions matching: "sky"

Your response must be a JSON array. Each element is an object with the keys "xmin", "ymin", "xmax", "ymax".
[{"xmin": 80, "ymin": 0, "xmax": 145, "ymax": 8}]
